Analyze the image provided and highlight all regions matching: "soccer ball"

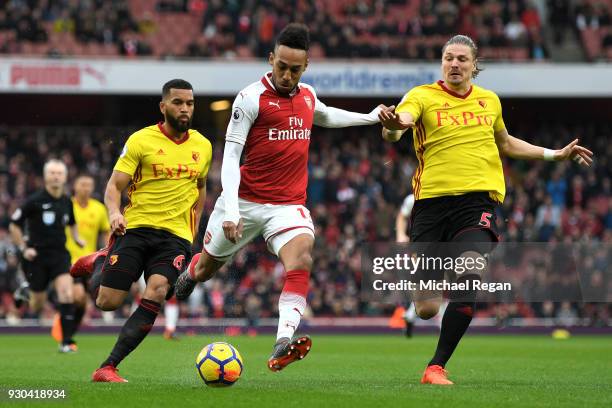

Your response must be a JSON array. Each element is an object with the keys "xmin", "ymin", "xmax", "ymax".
[{"xmin": 196, "ymin": 342, "xmax": 243, "ymax": 387}]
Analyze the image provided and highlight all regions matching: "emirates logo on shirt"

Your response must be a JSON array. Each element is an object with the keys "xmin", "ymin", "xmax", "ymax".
[{"xmin": 268, "ymin": 116, "xmax": 311, "ymax": 141}]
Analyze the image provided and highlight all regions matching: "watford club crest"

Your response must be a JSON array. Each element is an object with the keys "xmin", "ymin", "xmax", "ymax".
[
  {"xmin": 109, "ymin": 255, "xmax": 119, "ymax": 265},
  {"xmin": 173, "ymin": 255, "xmax": 186, "ymax": 271},
  {"xmin": 192, "ymin": 151, "xmax": 200, "ymax": 163},
  {"xmin": 478, "ymin": 99, "xmax": 487, "ymax": 109}
]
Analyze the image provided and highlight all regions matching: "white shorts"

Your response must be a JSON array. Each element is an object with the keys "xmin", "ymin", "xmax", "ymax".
[{"xmin": 202, "ymin": 194, "xmax": 315, "ymax": 262}]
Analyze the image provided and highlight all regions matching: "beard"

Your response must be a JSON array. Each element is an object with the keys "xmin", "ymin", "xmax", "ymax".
[{"xmin": 166, "ymin": 113, "xmax": 192, "ymax": 133}]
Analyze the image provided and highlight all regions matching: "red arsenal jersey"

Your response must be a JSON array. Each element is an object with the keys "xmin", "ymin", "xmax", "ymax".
[{"xmin": 226, "ymin": 73, "xmax": 320, "ymax": 205}]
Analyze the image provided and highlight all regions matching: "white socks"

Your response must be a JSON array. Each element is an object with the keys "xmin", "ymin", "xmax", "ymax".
[
  {"xmin": 276, "ymin": 292, "xmax": 306, "ymax": 340},
  {"xmin": 164, "ymin": 301, "xmax": 179, "ymax": 332},
  {"xmin": 405, "ymin": 303, "xmax": 417, "ymax": 322}
]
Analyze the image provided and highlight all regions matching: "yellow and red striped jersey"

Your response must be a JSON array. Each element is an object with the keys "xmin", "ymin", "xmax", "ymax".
[
  {"xmin": 396, "ymin": 80, "xmax": 506, "ymax": 203},
  {"xmin": 114, "ymin": 123, "xmax": 212, "ymax": 242}
]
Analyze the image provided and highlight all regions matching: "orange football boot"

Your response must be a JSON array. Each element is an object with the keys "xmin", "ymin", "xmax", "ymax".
[
  {"xmin": 267, "ymin": 335, "xmax": 312, "ymax": 372},
  {"xmin": 92, "ymin": 365, "xmax": 128, "ymax": 383},
  {"xmin": 421, "ymin": 365, "xmax": 454, "ymax": 385}
]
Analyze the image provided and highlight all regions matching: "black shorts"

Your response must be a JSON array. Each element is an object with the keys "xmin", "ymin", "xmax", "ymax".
[
  {"xmin": 409, "ymin": 192, "xmax": 499, "ymax": 295},
  {"xmin": 410, "ymin": 192, "xmax": 500, "ymax": 244},
  {"xmin": 22, "ymin": 248, "xmax": 71, "ymax": 292},
  {"xmin": 410, "ymin": 192, "xmax": 499, "ymax": 272},
  {"xmin": 100, "ymin": 227, "xmax": 191, "ymax": 292}
]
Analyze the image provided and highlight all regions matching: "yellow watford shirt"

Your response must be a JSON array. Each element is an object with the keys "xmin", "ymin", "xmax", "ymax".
[
  {"xmin": 396, "ymin": 80, "xmax": 506, "ymax": 203},
  {"xmin": 65, "ymin": 198, "xmax": 110, "ymax": 264},
  {"xmin": 114, "ymin": 123, "xmax": 213, "ymax": 242}
]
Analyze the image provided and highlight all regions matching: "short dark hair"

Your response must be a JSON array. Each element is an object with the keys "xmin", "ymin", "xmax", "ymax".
[
  {"xmin": 162, "ymin": 79, "xmax": 193, "ymax": 98},
  {"xmin": 275, "ymin": 23, "xmax": 309, "ymax": 51},
  {"xmin": 75, "ymin": 173, "xmax": 94, "ymax": 180}
]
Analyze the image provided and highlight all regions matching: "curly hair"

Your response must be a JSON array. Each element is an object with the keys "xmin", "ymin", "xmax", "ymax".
[{"xmin": 275, "ymin": 23, "xmax": 310, "ymax": 51}]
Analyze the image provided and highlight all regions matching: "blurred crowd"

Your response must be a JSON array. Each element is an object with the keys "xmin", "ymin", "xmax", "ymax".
[
  {"xmin": 0, "ymin": 0, "xmax": 610, "ymax": 61},
  {"xmin": 193, "ymin": 0, "xmax": 554, "ymax": 60},
  {"xmin": 572, "ymin": 0, "xmax": 612, "ymax": 60},
  {"xmin": 0, "ymin": 117, "xmax": 609, "ymax": 326}
]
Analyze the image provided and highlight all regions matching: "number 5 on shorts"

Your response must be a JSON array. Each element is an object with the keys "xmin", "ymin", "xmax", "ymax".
[{"xmin": 479, "ymin": 212, "xmax": 492, "ymax": 228}]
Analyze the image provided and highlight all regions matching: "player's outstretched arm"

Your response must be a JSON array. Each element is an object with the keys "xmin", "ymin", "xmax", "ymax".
[
  {"xmin": 313, "ymin": 100, "xmax": 389, "ymax": 128},
  {"xmin": 379, "ymin": 107, "xmax": 415, "ymax": 142},
  {"xmin": 221, "ymin": 141, "xmax": 244, "ymax": 243},
  {"xmin": 104, "ymin": 170, "xmax": 131, "ymax": 236},
  {"xmin": 223, "ymin": 88, "xmax": 256, "ymax": 243},
  {"xmin": 494, "ymin": 129, "xmax": 593, "ymax": 166}
]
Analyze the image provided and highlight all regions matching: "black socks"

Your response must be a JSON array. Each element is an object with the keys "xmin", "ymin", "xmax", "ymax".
[{"xmin": 101, "ymin": 299, "xmax": 161, "ymax": 368}]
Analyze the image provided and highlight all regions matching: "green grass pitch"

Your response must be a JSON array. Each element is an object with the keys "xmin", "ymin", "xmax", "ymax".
[{"xmin": 0, "ymin": 333, "xmax": 610, "ymax": 407}]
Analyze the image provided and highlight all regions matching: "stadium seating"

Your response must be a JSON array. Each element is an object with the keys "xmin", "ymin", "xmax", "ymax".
[{"xmin": 4, "ymin": 0, "xmax": 606, "ymax": 61}]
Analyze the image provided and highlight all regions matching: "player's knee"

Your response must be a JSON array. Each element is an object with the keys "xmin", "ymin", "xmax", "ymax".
[
  {"xmin": 95, "ymin": 293, "xmax": 121, "ymax": 311},
  {"xmin": 287, "ymin": 251, "xmax": 313, "ymax": 271},
  {"xmin": 299, "ymin": 252, "xmax": 313, "ymax": 270},
  {"xmin": 144, "ymin": 281, "xmax": 171, "ymax": 303},
  {"xmin": 56, "ymin": 287, "xmax": 74, "ymax": 303},
  {"xmin": 415, "ymin": 302, "xmax": 440, "ymax": 320},
  {"xmin": 153, "ymin": 284, "xmax": 171, "ymax": 302}
]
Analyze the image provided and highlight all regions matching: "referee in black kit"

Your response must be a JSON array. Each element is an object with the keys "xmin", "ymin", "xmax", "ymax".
[{"xmin": 9, "ymin": 159, "xmax": 85, "ymax": 353}]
